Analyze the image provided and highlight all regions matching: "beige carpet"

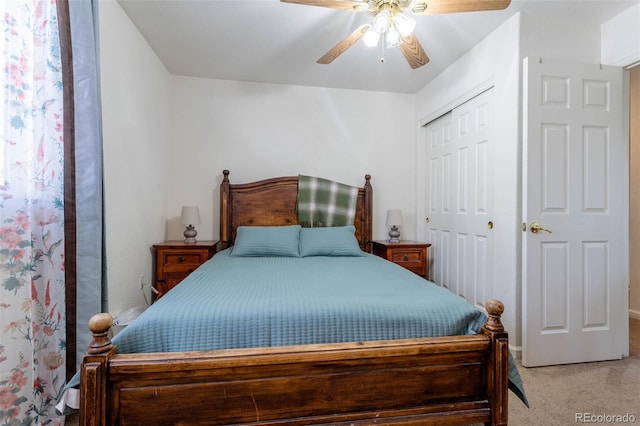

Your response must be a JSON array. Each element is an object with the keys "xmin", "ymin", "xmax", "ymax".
[
  {"xmin": 64, "ymin": 319, "xmax": 640, "ymax": 425},
  {"xmin": 508, "ymin": 318, "xmax": 640, "ymax": 425}
]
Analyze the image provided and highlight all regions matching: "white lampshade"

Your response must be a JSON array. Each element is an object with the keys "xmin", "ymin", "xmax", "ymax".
[
  {"xmin": 393, "ymin": 12, "xmax": 416, "ymax": 37},
  {"xmin": 386, "ymin": 25, "xmax": 401, "ymax": 49},
  {"xmin": 385, "ymin": 209, "xmax": 403, "ymax": 226},
  {"xmin": 180, "ymin": 206, "xmax": 201, "ymax": 226},
  {"xmin": 363, "ymin": 26, "xmax": 381, "ymax": 47},
  {"xmin": 372, "ymin": 10, "xmax": 391, "ymax": 34}
]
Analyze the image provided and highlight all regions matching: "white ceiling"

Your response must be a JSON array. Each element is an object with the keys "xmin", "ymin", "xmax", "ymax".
[{"xmin": 116, "ymin": 0, "xmax": 638, "ymax": 94}]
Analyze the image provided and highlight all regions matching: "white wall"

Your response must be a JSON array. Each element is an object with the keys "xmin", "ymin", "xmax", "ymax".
[
  {"xmin": 520, "ymin": 13, "xmax": 601, "ymax": 64},
  {"xmin": 99, "ymin": 0, "xmax": 172, "ymax": 315},
  {"xmin": 601, "ymin": 3, "xmax": 640, "ymax": 67},
  {"xmin": 164, "ymin": 76, "xmax": 416, "ymax": 245}
]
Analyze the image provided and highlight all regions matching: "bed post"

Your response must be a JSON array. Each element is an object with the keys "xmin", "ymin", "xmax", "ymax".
[
  {"xmin": 220, "ymin": 169, "xmax": 231, "ymax": 250},
  {"xmin": 80, "ymin": 313, "xmax": 116, "ymax": 426},
  {"xmin": 481, "ymin": 299, "xmax": 509, "ymax": 426},
  {"xmin": 363, "ymin": 174, "xmax": 373, "ymax": 253}
]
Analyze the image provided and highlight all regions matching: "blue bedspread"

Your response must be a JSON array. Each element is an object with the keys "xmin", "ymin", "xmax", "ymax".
[
  {"xmin": 61, "ymin": 249, "xmax": 528, "ymax": 410},
  {"xmin": 115, "ymin": 250, "xmax": 487, "ymax": 352}
]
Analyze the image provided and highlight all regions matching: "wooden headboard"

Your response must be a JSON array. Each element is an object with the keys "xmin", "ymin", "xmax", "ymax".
[{"xmin": 219, "ymin": 170, "xmax": 373, "ymax": 252}]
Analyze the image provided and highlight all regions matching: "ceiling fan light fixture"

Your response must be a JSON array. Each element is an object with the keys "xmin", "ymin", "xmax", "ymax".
[
  {"xmin": 386, "ymin": 25, "xmax": 401, "ymax": 48},
  {"xmin": 393, "ymin": 12, "xmax": 415, "ymax": 37},
  {"xmin": 363, "ymin": 26, "xmax": 381, "ymax": 47},
  {"xmin": 372, "ymin": 10, "xmax": 391, "ymax": 33}
]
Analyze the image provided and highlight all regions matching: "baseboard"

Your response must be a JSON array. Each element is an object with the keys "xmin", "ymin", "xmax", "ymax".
[
  {"xmin": 509, "ymin": 344, "xmax": 523, "ymax": 360},
  {"xmin": 630, "ymin": 309, "xmax": 640, "ymax": 321}
]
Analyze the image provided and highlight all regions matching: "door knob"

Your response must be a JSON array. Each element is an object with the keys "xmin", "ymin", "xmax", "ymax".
[{"xmin": 530, "ymin": 222, "xmax": 552, "ymax": 234}]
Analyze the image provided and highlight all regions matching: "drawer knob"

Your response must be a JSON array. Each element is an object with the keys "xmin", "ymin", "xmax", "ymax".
[
  {"xmin": 403, "ymin": 255, "xmax": 408, "ymax": 261},
  {"xmin": 178, "ymin": 256, "xmax": 186, "ymax": 263}
]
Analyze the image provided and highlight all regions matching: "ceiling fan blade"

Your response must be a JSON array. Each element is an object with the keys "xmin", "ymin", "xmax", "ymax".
[
  {"xmin": 399, "ymin": 33, "xmax": 430, "ymax": 69},
  {"xmin": 280, "ymin": 0, "xmax": 368, "ymax": 12},
  {"xmin": 317, "ymin": 25, "xmax": 369, "ymax": 64},
  {"xmin": 412, "ymin": 0, "xmax": 511, "ymax": 15}
]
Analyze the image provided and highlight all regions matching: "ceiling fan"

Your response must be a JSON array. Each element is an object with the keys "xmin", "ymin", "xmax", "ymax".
[{"xmin": 280, "ymin": 0, "xmax": 511, "ymax": 69}]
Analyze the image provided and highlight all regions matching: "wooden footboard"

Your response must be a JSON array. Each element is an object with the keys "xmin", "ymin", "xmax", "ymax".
[{"xmin": 79, "ymin": 300, "xmax": 508, "ymax": 426}]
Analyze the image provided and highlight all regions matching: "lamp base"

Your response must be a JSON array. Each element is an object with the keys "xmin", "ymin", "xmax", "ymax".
[
  {"xmin": 184, "ymin": 225, "xmax": 198, "ymax": 244},
  {"xmin": 388, "ymin": 226, "xmax": 400, "ymax": 243}
]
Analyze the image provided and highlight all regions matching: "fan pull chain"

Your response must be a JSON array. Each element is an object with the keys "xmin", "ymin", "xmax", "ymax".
[{"xmin": 380, "ymin": 32, "xmax": 385, "ymax": 63}]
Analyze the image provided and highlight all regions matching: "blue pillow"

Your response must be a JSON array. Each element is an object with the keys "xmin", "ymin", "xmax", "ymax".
[
  {"xmin": 299, "ymin": 226, "xmax": 365, "ymax": 257},
  {"xmin": 231, "ymin": 225, "xmax": 301, "ymax": 257}
]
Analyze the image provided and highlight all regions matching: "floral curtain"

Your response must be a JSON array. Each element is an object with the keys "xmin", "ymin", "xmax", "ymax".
[{"xmin": 0, "ymin": 0, "xmax": 67, "ymax": 424}]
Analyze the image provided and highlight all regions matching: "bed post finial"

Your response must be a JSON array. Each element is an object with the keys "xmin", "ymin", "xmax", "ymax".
[
  {"xmin": 484, "ymin": 299, "xmax": 505, "ymax": 333},
  {"xmin": 87, "ymin": 313, "xmax": 114, "ymax": 354},
  {"xmin": 223, "ymin": 169, "xmax": 230, "ymax": 182},
  {"xmin": 82, "ymin": 313, "xmax": 116, "ymax": 426}
]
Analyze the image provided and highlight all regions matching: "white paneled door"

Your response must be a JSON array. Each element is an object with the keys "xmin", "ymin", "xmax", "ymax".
[
  {"xmin": 423, "ymin": 89, "xmax": 493, "ymax": 310},
  {"xmin": 522, "ymin": 58, "xmax": 628, "ymax": 367}
]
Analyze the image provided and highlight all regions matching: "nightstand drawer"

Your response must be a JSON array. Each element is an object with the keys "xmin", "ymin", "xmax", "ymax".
[
  {"xmin": 391, "ymin": 249, "xmax": 423, "ymax": 264},
  {"xmin": 162, "ymin": 252, "xmax": 207, "ymax": 268}
]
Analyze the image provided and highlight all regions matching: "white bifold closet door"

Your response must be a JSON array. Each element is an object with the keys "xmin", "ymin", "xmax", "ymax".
[{"xmin": 422, "ymin": 89, "xmax": 494, "ymax": 310}]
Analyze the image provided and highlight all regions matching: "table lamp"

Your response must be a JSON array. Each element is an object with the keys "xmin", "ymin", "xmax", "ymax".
[
  {"xmin": 386, "ymin": 209, "xmax": 403, "ymax": 243},
  {"xmin": 180, "ymin": 206, "xmax": 200, "ymax": 244}
]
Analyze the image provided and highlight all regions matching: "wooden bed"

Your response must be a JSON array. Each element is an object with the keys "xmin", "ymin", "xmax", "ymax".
[{"xmin": 80, "ymin": 170, "xmax": 509, "ymax": 425}]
